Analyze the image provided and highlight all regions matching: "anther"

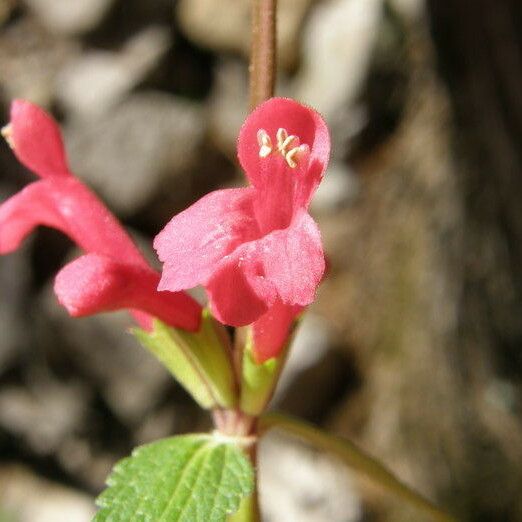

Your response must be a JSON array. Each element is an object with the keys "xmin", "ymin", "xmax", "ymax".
[
  {"xmin": 276, "ymin": 128, "xmax": 287, "ymax": 148},
  {"xmin": 257, "ymin": 129, "xmax": 272, "ymax": 158},
  {"xmin": 259, "ymin": 127, "xmax": 307, "ymax": 168},
  {"xmin": 1, "ymin": 124, "xmax": 14, "ymax": 149},
  {"xmin": 276, "ymin": 128, "xmax": 299, "ymax": 155},
  {"xmin": 285, "ymin": 144, "xmax": 307, "ymax": 168},
  {"xmin": 281, "ymin": 134, "xmax": 299, "ymax": 152}
]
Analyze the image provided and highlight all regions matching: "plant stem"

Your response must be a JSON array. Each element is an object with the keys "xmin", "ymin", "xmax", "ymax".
[
  {"xmin": 231, "ymin": 2, "xmax": 279, "ymax": 519},
  {"xmin": 221, "ymin": 412, "xmax": 261, "ymax": 521},
  {"xmin": 249, "ymin": 0, "xmax": 277, "ymax": 110},
  {"xmin": 260, "ymin": 412, "xmax": 459, "ymax": 522}
]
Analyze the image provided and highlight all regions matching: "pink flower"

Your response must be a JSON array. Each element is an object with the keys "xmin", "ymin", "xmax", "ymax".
[
  {"xmin": 154, "ymin": 98, "xmax": 329, "ymax": 361},
  {"xmin": 0, "ymin": 100, "xmax": 201, "ymax": 331}
]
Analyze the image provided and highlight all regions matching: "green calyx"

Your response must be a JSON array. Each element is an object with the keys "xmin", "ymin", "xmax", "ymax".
[
  {"xmin": 239, "ymin": 329, "xmax": 291, "ymax": 416},
  {"xmin": 132, "ymin": 309, "xmax": 237, "ymax": 410}
]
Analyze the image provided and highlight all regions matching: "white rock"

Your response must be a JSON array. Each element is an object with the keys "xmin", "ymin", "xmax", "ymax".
[
  {"xmin": 295, "ymin": 0, "xmax": 383, "ymax": 122},
  {"xmin": 23, "ymin": 0, "xmax": 115, "ymax": 35},
  {"xmin": 311, "ymin": 160, "xmax": 360, "ymax": 213},
  {"xmin": 177, "ymin": 0, "xmax": 315, "ymax": 68},
  {"xmin": 57, "ymin": 26, "xmax": 172, "ymax": 120},
  {"xmin": 0, "ymin": 380, "xmax": 87, "ymax": 454},
  {"xmin": 389, "ymin": 0, "xmax": 425, "ymax": 20},
  {"xmin": 0, "ymin": 18, "xmax": 79, "ymax": 106},
  {"xmin": 273, "ymin": 314, "xmax": 331, "ymax": 399},
  {"xmin": 207, "ymin": 59, "xmax": 249, "ymax": 153},
  {"xmin": 0, "ymin": 466, "xmax": 95, "ymax": 522},
  {"xmin": 260, "ymin": 434, "xmax": 361, "ymax": 522},
  {"xmin": 39, "ymin": 283, "xmax": 171, "ymax": 424},
  {"xmin": 64, "ymin": 92, "xmax": 204, "ymax": 216}
]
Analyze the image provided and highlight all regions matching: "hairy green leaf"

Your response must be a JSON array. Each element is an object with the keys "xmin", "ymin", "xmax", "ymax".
[{"xmin": 94, "ymin": 434, "xmax": 253, "ymax": 522}]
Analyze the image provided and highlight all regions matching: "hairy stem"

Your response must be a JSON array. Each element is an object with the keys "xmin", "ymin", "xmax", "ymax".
[
  {"xmin": 249, "ymin": 0, "xmax": 277, "ymax": 110},
  {"xmin": 230, "ymin": 2, "xmax": 280, "ymax": 519},
  {"xmin": 220, "ymin": 410, "xmax": 261, "ymax": 521}
]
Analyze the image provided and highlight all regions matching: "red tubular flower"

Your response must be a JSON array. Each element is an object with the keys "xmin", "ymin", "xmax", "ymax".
[
  {"xmin": 0, "ymin": 100, "xmax": 201, "ymax": 331},
  {"xmin": 154, "ymin": 98, "xmax": 330, "ymax": 361}
]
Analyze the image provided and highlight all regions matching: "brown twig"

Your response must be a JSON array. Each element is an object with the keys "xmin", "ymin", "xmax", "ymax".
[{"xmin": 249, "ymin": 0, "xmax": 277, "ymax": 110}]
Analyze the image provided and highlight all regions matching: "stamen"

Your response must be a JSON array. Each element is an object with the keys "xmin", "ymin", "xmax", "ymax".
[
  {"xmin": 1, "ymin": 124, "xmax": 14, "ymax": 149},
  {"xmin": 259, "ymin": 127, "xmax": 307, "ymax": 168},
  {"xmin": 257, "ymin": 129, "xmax": 272, "ymax": 158},
  {"xmin": 280, "ymin": 134, "xmax": 299, "ymax": 153},
  {"xmin": 285, "ymin": 144, "xmax": 307, "ymax": 168},
  {"xmin": 276, "ymin": 128, "xmax": 287, "ymax": 148},
  {"xmin": 276, "ymin": 127, "xmax": 299, "ymax": 156}
]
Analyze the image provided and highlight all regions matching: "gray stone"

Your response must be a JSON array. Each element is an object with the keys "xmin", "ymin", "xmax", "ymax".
[
  {"xmin": 295, "ymin": 0, "xmax": 383, "ymax": 124},
  {"xmin": 23, "ymin": 0, "xmax": 115, "ymax": 35},
  {"xmin": 56, "ymin": 26, "xmax": 172, "ymax": 120},
  {"xmin": 0, "ymin": 465, "xmax": 95, "ymax": 522},
  {"xmin": 260, "ymin": 433, "xmax": 361, "ymax": 522},
  {"xmin": 273, "ymin": 313, "xmax": 331, "ymax": 399},
  {"xmin": 38, "ymin": 277, "xmax": 172, "ymax": 425},
  {"xmin": 0, "ymin": 202, "xmax": 31, "ymax": 374},
  {"xmin": 311, "ymin": 161, "xmax": 360, "ymax": 214},
  {"xmin": 389, "ymin": 0, "xmax": 425, "ymax": 20},
  {"xmin": 0, "ymin": 18, "xmax": 79, "ymax": 106},
  {"xmin": 0, "ymin": 379, "xmax": 88, "ymax": 454},
  {"xmin": 177, "ymin": 0, "xmax": 315, "ymax": 69},
  {"xmin": 207, "ymin": 59, "xmax": 249, "ymax": 154},
  {"xmin": 64, "ymin": 92, "xmax": 205, "ymax": 216}
]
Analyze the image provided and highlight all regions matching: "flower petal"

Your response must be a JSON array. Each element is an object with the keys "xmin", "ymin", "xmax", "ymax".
[
  {"xmin": 206, "ymin": 241, "xmax": 277, "ymax": 327},
  {"xmin": 7, "ymin": 99, "xmax": 71, "ymax": 179},
  {"xmin": 252, "ymin": 300, "xmax": 303, "ymax": 363},
  {"xmin": 155, "ymin": 188, "xmax": 259, "ymax": 292},
  {"xmin": 237, "ymin": 97, "xmax": 330, "ymax": 208},
  {"xmin": 0, "ymin": 178, "xmax": 146, "ymax": 267},
  {"xmin": 54, "ymin": 254, "xmax": 202, "ymax": 331},
  {"xmin": 0, "ymin": 180, "xmax": 61, "ymax": 254},
  {"xmin": 203, "ymin": 211, "xmax": 324, "ymax": 327},
  {"xmin": 250, "ymin": 153, "xmax": 304, "ymax": 234},
  {"xmin": 259, "ymin": 210, "xmax": 325, "ymax": 306}
]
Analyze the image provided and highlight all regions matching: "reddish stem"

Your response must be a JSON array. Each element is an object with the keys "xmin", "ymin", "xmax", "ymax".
[{"xmin": 249, "ymin": 0, "xmax": 277, "ymax": 110}]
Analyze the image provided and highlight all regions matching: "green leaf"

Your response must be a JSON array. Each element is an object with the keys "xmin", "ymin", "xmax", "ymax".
[
  {"xmin": 259, "ymin": 412, "xmax": 457, "ymax": 522},
  {"xmin": 133, "ymin": 310, "xmax": 237, "ymax": 409},
  {"xmin": 94, "ymin": 434, "xmax": 254, "ymax": 522}
]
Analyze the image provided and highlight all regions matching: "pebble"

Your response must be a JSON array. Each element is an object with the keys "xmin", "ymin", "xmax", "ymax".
[
  {"xmin": 64, "ymin": 92, "xmax": 205, "ymax": 216},
  {"xmin": 56, "ymin": 26, "xmax": 172, "ymax": 120},
  {"xmin": 23, "ymin": 0, "xmax": 115, "ymax": 35}
]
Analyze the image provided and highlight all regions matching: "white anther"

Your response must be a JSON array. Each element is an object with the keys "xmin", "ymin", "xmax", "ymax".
[
  {"xmin": 257, "ymin": 129, "xmax": 273, "ymax": 158},
  {"xmin": 276, "ymin": 127, "xmax": 299, "ymax": 156},
  {"xmin": 276, "ymin": 128, "xmax": 287, "ymax": 147},
  {"xmin": 259, "ymin": 127, "xmax": 307, "ymax": 168},
  {"xmin": 281, "ymin": 134, "xmax": 299, "ymax": 153},
  {"xmin": 1, "ymin": 124, "xmax": 14, "ymax": 149},
  {"xmin": 285, "ymin": 144, "xmax": 307, "ymax": 168}
]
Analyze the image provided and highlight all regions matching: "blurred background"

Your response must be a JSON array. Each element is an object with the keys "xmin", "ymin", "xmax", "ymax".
[{"xmin": 1, "ymin": 0, "xmax": 522, "ymax": 520}]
